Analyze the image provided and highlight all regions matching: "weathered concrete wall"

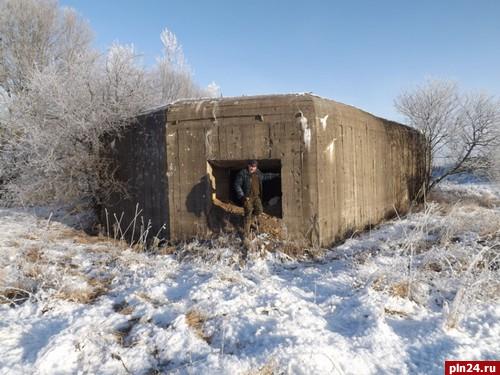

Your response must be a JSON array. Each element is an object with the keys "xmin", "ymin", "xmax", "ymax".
[
  {"xmin": 102, "ymin": 94, "xmax": 425, "ymax": 246},
  {"xmin": 166, "ymin": 95, "xmax": 317, "ymax": 241},
  {"xmin": 102, "ymin": 108, "xmax": 169, "ymax": 241},
  {"xmin": 311, "ymin": 97, "xmax": 426, "ymax": 245}
]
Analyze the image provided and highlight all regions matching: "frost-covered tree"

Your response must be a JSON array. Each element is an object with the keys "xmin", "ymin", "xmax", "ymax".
[
  {"xmin": 0, "ymin": 0, "xmax": 95, "ymax": 198},
  {"xmin": 395, "ymin": 79, "xmax": 500, "ymax": 191},
  {"xmin": 0, "ymin": 0, "xmax": 92, "ymax": 95},
  {"xmin": 149, "ymin": 28, "xmax": 213, "ymax": 106},
  {"xmin": 0, "ymin": 0, "xmax": 94, "ymax": 203},
  {"xmin": 445, "ymin": 93, "xmax": 500, "ymax": 183},
  {"xmin": 103, "ymin": 43, "xmax": 151, "ymax": 119},
  {"xmin": 160, "ymin": 28, "xmax": 186, "ymax": 69},
  {"xmin": 0, "ymin": 2, "xmax": 218, "ymax": 207},
  {"xmin": 1, "ymin": 45, "xmax": 151, "ymax": 205},
  {"xmin": 206, "ymin": 81, "xmax": 222, "ymax": 98}
]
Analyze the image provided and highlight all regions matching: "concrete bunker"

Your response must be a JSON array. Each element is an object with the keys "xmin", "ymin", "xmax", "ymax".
[{"xmin": 103, "ymin": 94, "xmax": 426, "ymax": 246}]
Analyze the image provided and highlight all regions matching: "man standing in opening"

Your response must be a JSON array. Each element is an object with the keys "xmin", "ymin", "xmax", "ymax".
[{"xmin": 234, "ymin": 160, "xmax": 280, "ymax": 238}]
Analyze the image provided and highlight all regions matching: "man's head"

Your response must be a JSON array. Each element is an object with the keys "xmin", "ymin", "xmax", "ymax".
[{"xmin": 247, "ymin": 159, "xmax": 258, "ymax": 173}]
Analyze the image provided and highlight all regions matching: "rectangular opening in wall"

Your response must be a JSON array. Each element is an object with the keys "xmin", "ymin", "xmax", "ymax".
[{"xmin": 207, "ymin": 159, "xmax": 282, "ymax": 218}]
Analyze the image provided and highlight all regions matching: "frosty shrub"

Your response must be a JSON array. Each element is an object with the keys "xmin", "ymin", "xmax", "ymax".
[
  {"xmin": 1, "ymin": 46, "xmax": 149, "ymax": 205},
  {"xmin": 0, "ymin": 0, "xmax": 217, "ymax": 208},
  {"xmin": 0, "ymin": 0, "xmax": 93, "ymax": 95}
]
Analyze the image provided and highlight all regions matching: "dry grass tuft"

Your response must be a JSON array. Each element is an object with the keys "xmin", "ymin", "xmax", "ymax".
[
  {"xmin": 57, "ymin": 288, "xmax": 102, "ymax": 304},
  {"xmin": 46, "ymin": 228, "xmax": 76, "ymax": 241},
  {"xmin": 0, "ymin": 287, "xmax": 31, "ymax": 306},
  {"xmin": 4, "ymin": 239, "xmax": 21, "ymax": 247},
  {"xmin": 439, "ymin": 204, "xmax": 500, "ymax": 243},
  {"xmin": 22, "ymin": 264, "xmax": 43, "ymax": 279},
  {"xmin": 272, "ymin": 239, "xmax": 325, "ymax": 260},
  {"xmin": 384, "ymin": 307, "xmax": 409, "ymax": 318},
  {"xmin": 279, "ymin": 240, "xmax": 307, "ymax": 258},
  {"xmin": 389, "ymin": 281, "xmax": 410, "ymax": 298},
  {"xmin": 57, "ymin": 277, "xmax": 111, "ymax": 304},
  {"xmin": 429, "ymin": 189, "xmax": 499, "ymax": 211},
  {"xmin": 245, "ymin": 360, "xmax": 280, "ymax": 375},
  {"xmin": 218, "ymin": 274, "xmax": 241, "ymax": 284},
  {"xmin": 20, "ymin": 234, "xmax": 38, "ymax": 241},
  {"xmin": 112, "ymin": 317, "xmax": 141, "ymax": 347},
  {"xmin": 72, "ymin": 233, "xmax": 109, "ymax": 245},
  {"xmin": 135, "ymin": 292, "xmax": 166, "ymax": 308},
  {"xmin": 156, "ymin": 245, "xmax": 177, "ymax": 255},
  {"xmin": 424, "ymin": 262, "xmax": 443, "ymax": 273},
  {"xmin": 176, "ymin": 232, "xmax": 326, "ymax": 264},
  {"xmin": 185, "ymin": 310, "xmax": 211, "ymax": 343},
  {"xmin": 24, "ymin": 246, "xmax": 43, "ymax": 263},
  {"xmin": 113, "ymin": 301, "xmax": 134, "ymax": 315},
  {"xmin": 47, "ymin": 227, "xmax": 115, "ymax": 246},
  {"xmin": 371, "ymin": 275, "xmax": 387, "ymax": 291}
]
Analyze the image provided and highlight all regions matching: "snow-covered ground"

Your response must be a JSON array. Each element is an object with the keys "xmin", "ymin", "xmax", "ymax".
[{"xmin": 0, "ymin": 180, "xmax": 499, "ymax": 375}]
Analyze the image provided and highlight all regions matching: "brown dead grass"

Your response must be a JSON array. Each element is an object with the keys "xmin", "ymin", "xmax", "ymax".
[
  {"xmin": 264, "ymin": 238, "xmax": 325, "ymax": 259},
  {"xmin": 20, "ymin": 234, "xmax": 38, "ymax": 241},
  {"xmin": 279, "ymin": 240, "xmax": 308, "ymax": 258},
  {"xmin": 371, "ymin": 275, "xmax": 386, "ymax": 291},
  {"xmin": 384, "ymin": 307, "xmax": 409, "ymax": 318},
  {"xmin": 56, "ymin": 255, "xmax": 76, "ymax": 268},
  {"xmin": 47, "ymin": 227, "xmax": 115, "ymax": 246},
  {"xmin": 218, "ymin": 274, "xmax": 241, "ymax": 284},
  {"xmin": 185, "ymin": 310, "xmax": 211, "ymax": 343},
  {"xmin": 131, "ymin": 242, "xmax": 148, "ymax": 252},
  {"xmin": 156, "ymin": 245, "xmax": 177, "ymax": 255},
  {"xmin": 72, "ymin": 233, "xmax": 110, "ymax": 245},
  {"xmin": 0, "ymin": 285, "xmax": 31, "ymax": 305},
  {"xmin": 113, "ymin": 301, "xmax": 134, "ymax": 315},
  {"xmin": 112, "ymin": 317, "xmax": 141, "ymax": 347},
  {"xmin": 24, "ymin": 246, "xmax": 43, "ymax": 263},
  {"xmin": 245, "ymin": 360, "xmax": 279, "ymax": 375},
  {"xmin": 135, "ymin": 292, "xmax": 167, "ymax": 308},
  {"xmin": 389, "ymin": 281, "xmax": 410, "ymax": 298},
  {"xmin": 57, "ymin": 277, "xmax": 111, "ymax": 304},
  {"xmin": 424, "ymin": 262, "xmax": 443, "ymax": 272},
  {"xmin": 441, "ymin": 205, "xmax": 500, "ymax": 241},
  {"xmin": 429, "ymin": 190, "xmax": 499, "ymax": 212},
  {"xmin": 4, "ymin": 239, "xmax": 21, "ymax": 247},
  {"xmin": 57, "ymin": 288, "xmax": 103, "ymax": 304},
  {"xmin": 45, "ymin": 228, "xmax": 75, "ymax": 241},
  {"xmin": 22, "ymin": 264, "xmax": 43, "ymax": 279}
]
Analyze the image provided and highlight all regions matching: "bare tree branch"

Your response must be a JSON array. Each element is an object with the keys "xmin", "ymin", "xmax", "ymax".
[{"xmin": 395, "ymin": 79, "xmax": 500, "ymax": 192}]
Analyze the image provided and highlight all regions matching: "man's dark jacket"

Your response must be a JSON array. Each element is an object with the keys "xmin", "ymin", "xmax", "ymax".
[{"xmin": 234, "ymin": 168, "xmax": 279, "ymax": 200}]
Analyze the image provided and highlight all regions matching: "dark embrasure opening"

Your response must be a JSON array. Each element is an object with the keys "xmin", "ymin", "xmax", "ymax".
[{"xmin": 207, "ymin": 159, "xmax": 282, "ymax": 218}]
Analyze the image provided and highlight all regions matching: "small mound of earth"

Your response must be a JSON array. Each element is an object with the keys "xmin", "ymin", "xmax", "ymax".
[{"xmin": 208, "ymin": 198, "xmax": 286, "ymax": 240}]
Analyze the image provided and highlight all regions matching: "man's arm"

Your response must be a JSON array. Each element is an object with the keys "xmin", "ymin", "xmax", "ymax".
[{"xmin": 233, "ymin": 171, "xmax": 245, "ymax": 200}]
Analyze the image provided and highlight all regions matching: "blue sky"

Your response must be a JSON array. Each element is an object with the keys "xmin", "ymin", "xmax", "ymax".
[{"xmin": 60, "ymin": 0, "xmax": 500, "ymax": 120}]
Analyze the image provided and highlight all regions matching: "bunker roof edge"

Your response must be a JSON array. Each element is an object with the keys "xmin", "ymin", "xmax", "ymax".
[{"xmin": 137, "ymin": 93, "xmax": 419, "ymax": 135}]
